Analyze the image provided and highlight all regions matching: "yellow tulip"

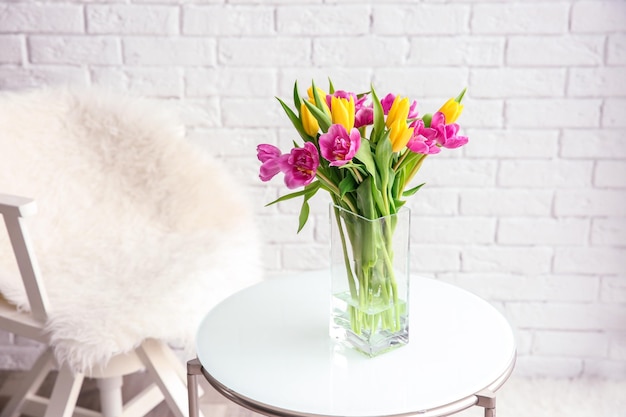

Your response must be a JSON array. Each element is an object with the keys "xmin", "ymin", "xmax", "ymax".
[
  {"xmin": 307, "ymin": 86, "xmax": 331, "ymax": 116},
  {"xmin": 438, "ymin": 88, "xmax": 466, "ymax": 124},
  {"xmin": 386, "ymin": 96, "xmax": 410, "ymax": 129},
  {"xmin": 330, "ymin": 95, "xmax": 355, "ymax": 131},
  {"xmin": 389, "ymin": 119, "xmax": 414, "ymax": 153},
  {"xmin": 300, "ymin": 101, "xmax": 319, "ymax": 137}
]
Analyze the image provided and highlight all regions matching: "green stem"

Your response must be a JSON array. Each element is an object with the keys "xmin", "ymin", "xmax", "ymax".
[{"xmin": 317, "ymin": 171, "xmax": 358, "ymax": 213}]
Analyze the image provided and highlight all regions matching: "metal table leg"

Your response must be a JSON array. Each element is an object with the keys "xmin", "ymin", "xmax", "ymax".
[
  {"xmin": 187, "ymin": 358, "xmax": 203, "ymax": 417},
  {"xmin": 477, "ymin": 390, "xmax": 496, "ymax": 417}
]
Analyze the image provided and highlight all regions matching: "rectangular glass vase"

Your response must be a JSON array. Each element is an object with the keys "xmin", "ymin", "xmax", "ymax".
[{"xmin": 329, "ymin": 204, "xmax": 410, "ymax": 357}]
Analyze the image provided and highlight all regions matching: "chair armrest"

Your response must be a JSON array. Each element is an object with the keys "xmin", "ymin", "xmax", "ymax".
[{"xmin": 0, "ymin": 194, "xmax": 37, "ymax": 218}]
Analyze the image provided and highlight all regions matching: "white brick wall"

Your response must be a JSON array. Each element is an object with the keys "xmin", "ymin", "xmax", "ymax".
[{"xmin": 0, "ymin": 0, "xmax": 624, "ymax": 379}]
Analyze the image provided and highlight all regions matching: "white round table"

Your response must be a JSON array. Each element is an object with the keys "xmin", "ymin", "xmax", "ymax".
[{"xmin": 189, "ymin": 271, "xmax": 516, "ymax": 417}]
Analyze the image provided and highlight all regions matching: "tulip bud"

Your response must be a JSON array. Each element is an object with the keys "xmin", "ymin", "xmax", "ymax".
[
  {"xmin": 300, "ymin": 101, "xmax": 320, "ymax": 137},
  {"xmin": 330, "ymin": 95, "xmax": 355, "ymax": 131}
]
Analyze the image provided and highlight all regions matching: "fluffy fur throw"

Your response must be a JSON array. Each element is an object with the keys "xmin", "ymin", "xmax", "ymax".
[{"xmin": 0, "ymin": 87, "xmax": 262, "ymax": 372}]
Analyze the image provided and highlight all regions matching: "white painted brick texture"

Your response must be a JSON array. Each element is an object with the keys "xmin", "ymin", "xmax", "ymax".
[{"xmin": 0, "ymin": 0, "xmax": 624, "ymax": 379}]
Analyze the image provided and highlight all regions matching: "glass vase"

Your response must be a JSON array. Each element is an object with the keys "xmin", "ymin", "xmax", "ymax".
[{"xmin": 329, "ymin": 204, "xmax": 410, "ymax": 357}]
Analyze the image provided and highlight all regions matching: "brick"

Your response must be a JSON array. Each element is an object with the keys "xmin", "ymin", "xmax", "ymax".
[
  {"xmin": 183, "ymin": 5, "xmax": 273, "ymax": 35},
  {"xmin": 411, "ymin": 217, "xmax": 495, "ymax": 244},
  {"xmin": 602, "ymin": 99, "xmax": 626, "ymax": 128},
  {"xmin": 463, "ymin": 129, "xmax": 559, "ymax": 159},
  {"xmin": 372, "ymin": 68, "xmax": 469, "ymax": 99},
  {"xmin": 260, "ymin": 244, "xmax": 281, "ymax": 271},
  {"xmin": 583, "ymin": 359, "xmax": 626, "ymax": 378},
  {"xmin": 0, "ymin": 67, "xmax": 88, "ymax": 89},
  {"xmin": 594, "ymin": 160, "xmax": 626, "ymax": 187},
  {"xmin": 462, "ymin": 247, "xmax": 553, "ymax": 274},
  {"xmin": 437, "ymin": 273, "xmax": 598, "ymax": 302},
  {"xmin": 222, "ymin": 97, "xmax": 285, "ymax": 127},
  {"xmin": 534, "ymin": 331, "xmax": 608, "ymax": 357},
  {"xmin": 513, "ymin": 356, "xmax": 583, "ymax": 378},
  {"xmin": 409, "ymin": 36, "xmax": 503, "ymax": 67},
  {"xmin": 591, "ymin": 218, "xmax": 626, "ymax": 246},
  {"xmin": 188, "ymin": 128, "xmax": 277, "ymax": 157},
  {"xmin": 372, "ymin": 4, "xmax": 470, "ymax": 35},
  {"xmin": 554, "ymin": 247, "xmax": 626, "ymax": 275},
  {"xmin": 124, "ymin": 37, "xmax": 216, "ymax": 66},
  {"xmin": 87, "ymin": 5, "xmax": 179, "ymax": 35},
  {"xmin": 470, "ymin": 68, "xmax": 566, "ymax": 98},
  {"xmin": 91, "ymin": 67, "xmax": 183, "ymax": 97},
  {"xmin": 607, "ymin": 34, "xmax": 626, "ymax": 65},
  {"xmin": 507, "ymin": 36, "xmax": 604, "ymax": 67},
  {"xmin": 278, "ymin": 69, "xmax": 372, "ymax": 98},
  {"xmin": 417, "ymin": 158, "xmax": 496, "ymax": 187},
  {"xmin": 219, "ymin": 38, "xmax": 310, "ymax": 67},
  {"xmin": 314, "ymin": 37, "xmax": 409, "ymax": 67},
  {"xmin": 569, "ymin": 68, "xmax": 626, "ymax": 97},
  {"xmin": 561, "ymin": 129, "xmax": 626, "ymax": 159},
  {"xmin": 506, "ymin": 99, "xmax": 601, "ymax": 128},
  {"xmin": 460, "ymin": 189, "xmax": 553, "ymax": 217},
  {"xmin": 601, "ymin": 276, "xmax": 626, "ymax": 304},
  {"xmin": 498, "ymin": 160, "xmax": 593, "ymax": 188},
  {"xmin": 609, "ymin": 334, "xmax": 626, "ymax": 360},
  {"xmin": 507, "ymin": 302, "xmax": 624, "ymax": 331},
  {"xmin": 411, "ymin": 244, "xmax": 461, "ymax": 272},
  {"xmin": 277, "ymin": 5, "xmax": 369, "ymax": 35},
  {"xmin": 0, "ymin": 3, "xmax": 83, "ymax": 33},
  {"xmin": 498, "ymin": 218, "xmax": 589, "ymax": 246},
  {"xmin": 471, "ymin": 3, "xmax": 569, "ymax": 34},
  {"xmin": 0, "ymin": 35, "xmax": 22, "ymax": 64},
  {"xmin": 258, "ymin": 215, "xmax": 314, "ymax": 243},
  {"xmin": 555, "ymin": 189, "xmax": 626, "ymax": 216},
  {"xmin": 185, "ymin": 68, "xmax": 276, "ymax": 97},
  {"xmin": 406, "ymin": 189, "xmax": 459, "ymax": 216},
  {"xmin": 572, "ymin": 1, "xmax": 626, "ymax": 33},
  {"xmin": 458, "ymin": 99, "xmax": 503, "ymax": 129},
  {"xmin": 282, "ymin": 243, "xmax": 329, "ymax": 270},
  {"xmin": 29, "ymin": 36, "xmax": 121, "ymax": 65},
  {"xmin": 174, "ymin": 97, "xmax": 221, "ymax": 128}
]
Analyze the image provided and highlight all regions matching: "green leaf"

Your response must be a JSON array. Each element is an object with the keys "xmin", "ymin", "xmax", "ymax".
[
  {"xmin": 455, "ymin": 87, "xmax": 467, "ymax": 103},
  {"xmin": 293, "ymin": 81, "xmax": 302, "ymax": 112},
  {"xmin": 328, "ymin": 77, "xmax": 335, "ymax": 94},
  {"xmin": 338, "ymin": 175, "xmax": 357, "ymax": 199},
  {"xmin": 276, "ymin": 97, "xmax": 309, "ymax": 141},
  {"xmin": 402, "ymin": 182, "xmax": 425, "ymax": 197},
  {"xmin": 370, "ymin": 85, "xmax": 385, "ymax": 143},
  {"xmin": 297, "ymin": 200, "xmax": 310, "ymax": 233},
  {"xmin": 356, "ymin": 177, "xmax": 376, "ymax": 220},
  {"xmin": 354, "ymin": 142, "xmax": 377, "ymax": 178},
  {"xmin": 422, "ymin": 113, "xmax": 432, "ymax": 128},
  {"xmin": 265, "ymin": 181, "xmax": 321, "ymax": 206},
  {"xmin": 303, "ymin": 99, "xmax": 331, "ymax": 132}
]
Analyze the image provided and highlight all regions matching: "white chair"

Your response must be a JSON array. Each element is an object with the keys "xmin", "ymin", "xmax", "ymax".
[{"xmin": 0, "ymin": 87, "xmax": 262, "ymax": 417}]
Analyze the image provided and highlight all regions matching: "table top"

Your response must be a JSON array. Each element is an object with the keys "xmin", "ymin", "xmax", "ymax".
[{"xmin": 196, "ymin": 271, "xmax": 516, "ymax": 417}]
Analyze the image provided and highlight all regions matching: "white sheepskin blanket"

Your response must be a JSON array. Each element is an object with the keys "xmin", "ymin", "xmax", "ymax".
[{"xmin": 0, "ymin": 87, "xmax": 263, "ymax": 372}]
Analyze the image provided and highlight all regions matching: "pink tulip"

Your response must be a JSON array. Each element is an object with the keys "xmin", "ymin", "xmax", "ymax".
[
  {"xmin": 280, "ymin": 142, "xmax": 320, "ymax": 189},
  {"xmin": 257, "ymin": 144, "xmax": 286, "ymax": 181},
  {"xmin": 319, "ymin": 124, "xmax": 361, "ymax": 167},
  {"xmin": 430, "ymin": 112, "xmax": 469, "ymax": 149},
  {"xmin": 407, "ymin": 120, "xmax": 440, "ymax": 155}
]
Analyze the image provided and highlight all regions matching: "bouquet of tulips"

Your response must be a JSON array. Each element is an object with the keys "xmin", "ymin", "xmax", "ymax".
[
  {"xmin": 257, "ymin": 79, "xmax": 468, "ymax": 348},
  {"xmin": 257, "ymin": 80, "xmax": 467, "ymax": 229}
]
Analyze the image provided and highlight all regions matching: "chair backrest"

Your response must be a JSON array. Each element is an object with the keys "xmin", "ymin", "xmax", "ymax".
[{"xmin": 0, "ymin": 194, "xmax": 49, "ymax": 322}]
